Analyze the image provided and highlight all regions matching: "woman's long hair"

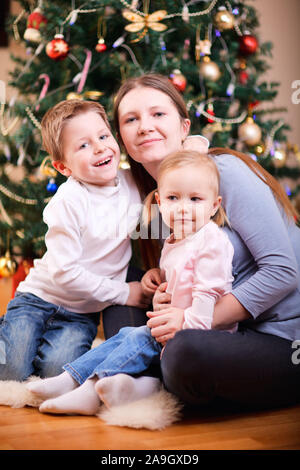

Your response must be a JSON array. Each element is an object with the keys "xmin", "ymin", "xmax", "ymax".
[{"xmin": 208, "ymin": 147, "xmax": 298, "ymax": 222}]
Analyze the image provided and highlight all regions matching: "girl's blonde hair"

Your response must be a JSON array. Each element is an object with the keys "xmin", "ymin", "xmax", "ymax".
[{"xmin": 143, "ymin": 150, "xmax": 229, "ymax": 229}]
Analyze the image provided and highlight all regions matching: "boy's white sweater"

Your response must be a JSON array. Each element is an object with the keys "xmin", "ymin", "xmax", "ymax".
[{"xmin": 17, "ymin": 170, "xmax": 142, "ymax": 313}]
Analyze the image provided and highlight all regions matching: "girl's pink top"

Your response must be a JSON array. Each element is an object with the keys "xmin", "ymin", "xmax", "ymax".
[{"xmin": 160, "ymin": 221, "xmax": 235, "ymax": 330}]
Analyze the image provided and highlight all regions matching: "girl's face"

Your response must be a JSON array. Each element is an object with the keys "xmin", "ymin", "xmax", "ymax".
[
  {"xmin": 118, "ymin": 87, "xmax": 190, "ymax": 178},
  {"xmin": 155, "ymin": 165, "xmax": 222, "ymax": 240}
]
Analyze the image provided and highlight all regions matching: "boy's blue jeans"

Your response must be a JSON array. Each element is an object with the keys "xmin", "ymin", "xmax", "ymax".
[
  {"xmin": 0, "ymin": 292, "xmax": 99, "ymax": 381},
  {"xmin": 63, "ymin": 325, "xmax": 162, "ymax": 385}
]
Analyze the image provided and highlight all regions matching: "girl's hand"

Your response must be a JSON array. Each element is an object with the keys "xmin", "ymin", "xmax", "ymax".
[
  {"xmin": 126, "ymin": 281, "xmax": 152, "ymax": 309},
  {"xmin": 152, "ymin": 282, "xmax": 171, "ymax": 311},
  {"xmin": 141, "ymin": 268, "xmax": 162, "ymax": 297},
  {"xmin": 146, "ymin": 307, "xmax": 185, "ymax": 344}
]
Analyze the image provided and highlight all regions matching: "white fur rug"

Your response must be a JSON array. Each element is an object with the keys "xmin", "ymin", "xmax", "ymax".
[
  {"xmin": 0, "ymin": 339, "xmax": 183, "ymax": 430},
  {"xmin": 0, "ymin": 377, "xmax": 183, "ymax": 430}
]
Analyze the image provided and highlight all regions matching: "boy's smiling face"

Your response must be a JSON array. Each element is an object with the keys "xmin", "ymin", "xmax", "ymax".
[{"xmin": 53, "ymin": 111, "xmax": 120, "ymax": 186}]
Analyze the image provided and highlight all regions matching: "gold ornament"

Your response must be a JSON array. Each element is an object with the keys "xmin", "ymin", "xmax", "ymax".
[
  {"xmin": 122, "ymin": 8, "xmax": 167, "ymax": 42},
  {"xmin": 214, "ymin": 7, "xmax": 235, "ymax": 31},
  {"xmin": 195, "ymin": 26, "xmax": 212, "ymax": 61},
  {"xmin": 272, "ymin": 148, "xmax": 287, "ymax": 168},
  {"xmin": 66, "ymin": 92, "xmax": 84, "ymax": 100},
  {"xmin": 199, "ymin": 56, "xmax": 221, "ymax": 82},
  {"xmin": 40, "ymin": 156, "xmax": 57, "ymax": 178},
  {"xmin": 84, "ymin": 91, "xmax": 104, "ymax": 101},
  {"xmin": 254, "ymin": 144, "xmax": 265, "ymax": 157},
  {"xmin": 238, "ymin": 117, "xmax": 262, "ymax": 146},
  {"xmin": 0, "ymin": 250, "xmax": 17, "ymax": 277},
  {"xmin": 119, "ymin": 154, "xmax": 130, "ymax": 170},
  {"xmin": 66, "ymin": 91, "xmax": 104, "ymax": 101}
]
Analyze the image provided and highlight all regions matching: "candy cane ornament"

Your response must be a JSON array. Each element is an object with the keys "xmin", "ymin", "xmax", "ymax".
[
  {"xmin": 35, "ymin": 73, "xmax": 50, "ymax": 110},
  {"xmin": 77, "ymin": 49, "xmax": 92, "ymax": 94}
]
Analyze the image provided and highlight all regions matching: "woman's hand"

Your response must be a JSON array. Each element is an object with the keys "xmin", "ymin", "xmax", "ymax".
[
  {"xmin": 146, "ymin": 307, "xmax": 185, "ymax": 345},
  {"xmin": 152, "ymin": 281, "xmax": 171, "ymax": 311},
  {"xmin": 212, "ymin": 293, "xmax": 251, "ymax": 330},
  {"xmin": 126, "ymin": 281, "xmax": 152, "ymax": 309},
  {"xmin": 183, "ymin": 135, "xmax": 209, "ymax": 153},
  {"xmin": 141, "ymin": 268, "xmax": 162, "ymax": 297}
]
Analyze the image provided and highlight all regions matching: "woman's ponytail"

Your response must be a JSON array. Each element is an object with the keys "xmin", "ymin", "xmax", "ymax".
[{"xmin": 142, "ymin": 189, "xmax": 159, "ymax": 226}]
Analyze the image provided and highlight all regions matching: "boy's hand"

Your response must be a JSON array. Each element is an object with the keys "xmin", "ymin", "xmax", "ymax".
[
  {"xmin": 126, "ymin": 281, "xmax": 152, "ymax": 309},
  {"xmin": 141, "ymin": 268, "xmax": 162, "ymax": 297},
  {"xmin": 183, "ymin": 135, "xmax": 209, "ymax": 153}
]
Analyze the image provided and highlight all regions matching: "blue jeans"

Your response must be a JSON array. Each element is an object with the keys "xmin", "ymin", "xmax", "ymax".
[
  {"xmin": 0, "ymin": 292, "xmax": 99, "ymax": 381},
  {"xmin": 63, "ymin": 325, "xmax": 162, "ymax": 385}
]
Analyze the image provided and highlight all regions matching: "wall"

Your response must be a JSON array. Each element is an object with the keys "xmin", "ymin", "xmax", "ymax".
[{"xmin": 255, "ymin": 0, "xmax": 300, "ymax": 144}]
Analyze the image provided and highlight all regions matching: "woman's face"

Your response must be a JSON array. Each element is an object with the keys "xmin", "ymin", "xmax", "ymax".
[{"xmin": 118, "ymin": 87, "xmax": 190, "ymax": 178}]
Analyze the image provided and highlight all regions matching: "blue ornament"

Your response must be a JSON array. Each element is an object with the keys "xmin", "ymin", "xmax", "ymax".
[{"xmin": 47, "ymin": 178, "xmax": 57, "ymax": 193}]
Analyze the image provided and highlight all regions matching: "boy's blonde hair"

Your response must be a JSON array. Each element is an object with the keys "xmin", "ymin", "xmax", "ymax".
[
  {"xmin": 143, "ymin": 150, "xmax": 229, "ymax": 228},
  {"xmin": 41, "ymin": 99, "xmax": 111, "ymax": 161}
]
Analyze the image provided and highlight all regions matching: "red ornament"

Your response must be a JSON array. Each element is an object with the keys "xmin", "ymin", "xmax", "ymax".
[
  {"xmin": 248, "ymin": 100, "xmax": 260, "ymax": 111},
  {"xmin": 11, "ymin": 259, "xmax": 34, "ymax": 297},
  {"xmin": 169, "ymin": 69, "xmax": 187, "ymax": 93},
  {"xmin": 95, "ymin": 38, "xmax": 107, "ymax": 53},
  {"xmin": 239, "ymin": 34, "xmax": 258, "ymax": 56},
  {"xmin": 206, "ymin": 104, "xmax": 215, "ymax": 123},
  {"xmin": 27, "ymin": 8, "xmax": 47, "ymax": 29},
  {"xmin": 239, "ymin": 70, "xmax": 249, "ymax": 85},
  {"xmin": 46, "ymin": 34, "xmax": 70, "ymax": 61},
  {"xmin": 24, "ymin": 7, "xmax": 47, "ymax": 43}
]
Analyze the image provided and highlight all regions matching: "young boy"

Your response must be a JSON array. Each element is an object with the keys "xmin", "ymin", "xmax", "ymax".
[{"xmin": 0, "ymin": 100, "xmax": 150, "ymax": 382}]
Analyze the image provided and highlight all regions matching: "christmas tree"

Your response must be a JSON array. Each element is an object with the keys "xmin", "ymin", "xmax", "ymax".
[{"xmin": 0, "ymin": 0, "xmax": 299, "ymax": 281}]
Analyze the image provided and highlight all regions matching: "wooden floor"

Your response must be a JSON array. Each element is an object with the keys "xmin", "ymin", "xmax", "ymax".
[
  {"xmin": 1, "ymin": 281, "xmax": 300, "ymax": 451},
  {"xmin": 1, "ymin": 402, "xmax": 300, "ymax": 450}
]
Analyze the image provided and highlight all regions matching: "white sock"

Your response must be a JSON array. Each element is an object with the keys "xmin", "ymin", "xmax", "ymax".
[
  {"xmin": 26, "ymin": 371, "xmax": 78, "ymax": 400},
  {"xmin": 95, "ymin": 374, "xmax": 161, "ymax": 408},
  {"xmin": 39, "ymin": 378, "xmax": 101, "ymax": 416}
]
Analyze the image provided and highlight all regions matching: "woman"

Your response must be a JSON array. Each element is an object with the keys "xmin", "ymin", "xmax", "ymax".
[{"xmin": 109, "ymin": 73, "xmax": 300, "ymax": 409}]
